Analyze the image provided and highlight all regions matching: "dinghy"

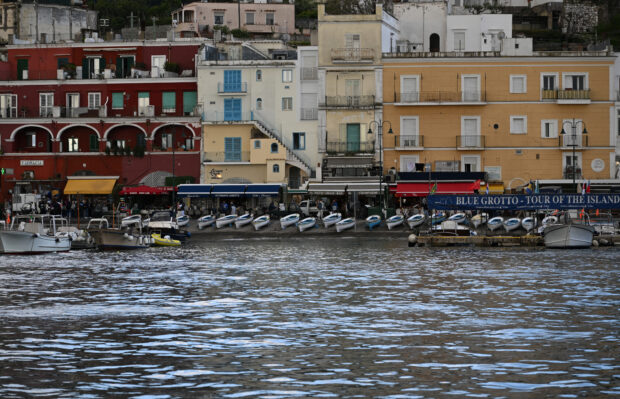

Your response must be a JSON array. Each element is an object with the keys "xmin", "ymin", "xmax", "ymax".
[
  {"xmin": 336, "ymin": 218, "xmax": 355, "ymax": 232},
  {"xmin": 151, "ymin": 233, "xmax": 181, "ymax": 247},
  {"xmin": 471, "ymin": 213, "xmax": 488, "ymax": 228},
  {"xmin": 407, "ymin": 213, "xmax": 426, "ymax": 229},
  {"xmin": 234, "ymin": 213, "xmax": 253, "ymax": 228},
  {"xmin": 366, "ymin": 214, "xmax": 381, "ymax": 230},
  {"xmin": 386, "ymin": 214, "xmax": 405, "ymax": 230},
  {"xmin": 521, "ymin": 216, "xmax": 536, "ymax": 232},
  {"xmin": 298, "ymin": 217, "xmax": 316, "ymax": 232},
  {"xmin": 487, "ymin": 216, "xmax": 504, "ymax": 231},
  {"xmin": 197, "ymin": 214, "xmax": 215, "ymax": 229},
  {"xmin": 176, "ymin": 214, "xmax": 190, "ymax": 227},
  {"xmin": 322, "ymin": 212, "xmax": 342, "ymax": 228},
  {"xmin": 447, "ymin": 212, "xmax": 467, "ymax": 225},
  {"xmin": 280, "ymin": 213, "xmax": 300, "ymax": 230},
  {"xmin": 252, "ymin": 215, "xmax": 270, "ymax": 231},
  {"xmin": 503, "ymin": 217, "xmax": 521, "ymax": 232},
  {"xmin": 216, "ymin": 214, "xmax": 237, "ymax": 229},
  {"xmin": 431, "ymin": 211, "xmax": 447, "ymax": 225}
]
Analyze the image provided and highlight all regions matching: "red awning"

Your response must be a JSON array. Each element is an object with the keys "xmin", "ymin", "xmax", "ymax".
[
  {"xmin": 119, "ymin": 186, "xmax": 175, "ymax": 195},
  {"xmin": 395, "ymin": 181, "xmax": 481, "ymax": 197}
]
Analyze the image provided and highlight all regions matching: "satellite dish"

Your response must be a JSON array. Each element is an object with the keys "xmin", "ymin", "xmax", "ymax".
[{"xmin": 498, "ymin": 31, "xmax": 506, "ymax": 40}]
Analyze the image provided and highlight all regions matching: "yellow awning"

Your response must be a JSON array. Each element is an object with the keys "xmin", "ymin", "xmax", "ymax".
[
  {"xmin": 64, "ymin": 178, "xmax": 117, "ymax": 195},
  {"xmin": 481, "ymin": 183, "xmax": 505, "ymax": 194}
]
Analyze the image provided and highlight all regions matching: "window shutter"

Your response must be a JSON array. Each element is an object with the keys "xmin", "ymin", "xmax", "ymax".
[
  {"xmin": 183, "ymin": 91, "xmax": 197, "ymax": 115},
  {"xmin": 162, "ymin": 92, "xmax": 176, "ymax": 111},
  {"xmin": 112, "ymin": 93, "xmax": 123, "ymax": 108}
]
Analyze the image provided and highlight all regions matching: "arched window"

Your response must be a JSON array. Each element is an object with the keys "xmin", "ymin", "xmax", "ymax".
[
  {"xmin": 430, "ymin": 33, "xmax": 440, "ymax": 52},
  {"xmin": 256, "ymin": 70, "xmax": 262, "ymax": 81},
  {"xmin": 271, "ymin": 143, "xmax": 278, "ymax": 153},
  {"xmin": 256, "ymin": 98, "xmax": 262, "ymax": 110},
  {"xmin": 273, "ymin": 164, "xmax": 280, "ymax": 173}
]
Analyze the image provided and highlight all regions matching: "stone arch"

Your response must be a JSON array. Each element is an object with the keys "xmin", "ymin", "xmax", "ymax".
[
  {"xmin": 9, "ymin": 124, "xmax": 54, "ymax": 142},
  {"xmin": 150, "ymin": 123, "xmax": 196, "ymax": 141},
  {"xmin": 57, "ymin": 124, "xmax": 101, "ymax": 140},
  {"xmin": 103, "ymin": 123, "xmax": 147, "ymax": 141}
]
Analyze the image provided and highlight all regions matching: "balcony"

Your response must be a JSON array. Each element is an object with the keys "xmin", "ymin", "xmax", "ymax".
[
  {"xmin": 218, "ymin": 82, "xmax": 248, "ymax": 94},
  {"xmin": 300, "ymin": 108, "xmax": 318, "ymax": 120},
  {"xmin": 563, "ymin": 166, "xmax": 583, "ymax": 180},
  {"xmin": 543, "ymin": 89, "xmax": 591, "ymax": 104},
  {"xmin": 395, "ymin": 91, "xmax": 485, "ymax": 104},
  {"xmin": 330, "ymin": 48, "xmax": 375, "ymax": 63},
  {"xmin": 457, "ymin": 135, "xmax": 485, "ymax": 149},
  {"xmin": 203, "ymin": 151, "xmax": 250, "ymax": 163},
  {"xmin": 560, "ymin": 135, "xmax": 588, "ymax": 148},
  {"xmin": 326, "ymin": 141, "xmax": 374, "ymax": 154},
  {"xmin": 320, "ymin": 95, "xmax": 375, "ymax": 108},
  {"xmin": 394, "ymin": 135, "xmax": 424, "ymax": 149},
  {"xmin": 301, "ymin": 67, "xmax": 318, "ymax": 81}
]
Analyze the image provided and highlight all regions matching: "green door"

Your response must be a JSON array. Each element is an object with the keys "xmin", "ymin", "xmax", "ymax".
[
  {"xmin": 17, "ymin": 59, "xmax": 28, "ymax": 80},
  {"xmin": 346, "ymin": 124, "xmax": 360, "ymax": 152}
]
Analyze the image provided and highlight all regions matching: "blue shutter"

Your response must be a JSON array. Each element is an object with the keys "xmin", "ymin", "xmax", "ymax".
[
  {"xmin": 224, "ymin": 70, "xmax": 241, "ymax": 92},
  {"xmin": 224, "ymin": 98, "xmax": 242, "ymax": 121},
  {"xmin": 225, "ymin": 137, "xmax": 241, "ymax": 161}
]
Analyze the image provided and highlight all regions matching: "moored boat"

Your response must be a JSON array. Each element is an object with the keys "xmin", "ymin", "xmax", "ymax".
[
  {"xmin": 216, "ymin": 214, "xmax": 238, "ymax": 229},
  {"xmin": 471, "ymin": 212, "xmax": 488, "ymax": 228},
  {"xmin": 366, "ymin": 214, "xmax": 381, "ymax": 230},
  {"xmin": 323, "ymin": 212, "xmax": 342, "ymax": 228},
  {"xmin": 431, "ymin": 220, "xmax": 472, "ymax": 236},
  {"xmin": 280, "ymin": 213, "xmax": 300, "ymax": 230},
  {"xmin": 521, "ymin": 216, "xmax": 536, "ymax": 232},
  {"xmin": 176, "ymin": 214, "xmax": 190, "ymax": 227},
  {"xmin": 431, "ymin": 211, "xmax": 447, "ymax": 225},
  {"xmin": 543, "ymin": 223, "xmax": 595, "ymax": 248},
  {"xmin": 87, "ymin": 217, "xmax": 150, "ymax": 250},
  {"xmin": 298, "ymin": 217, "xmax": 316, "ymax": 232},
  {"xmin": 121, "ymin": 214, "xmax": 143, "ymax": 228},
  {"xmin": 407, "ymin": 213, "xmax": 426, "ymax": 229},
  {"xmin": 336, "ymin": 218, "xmax": 355, "ymax": 232},
  {"xmin": 503, "ymin": 217, "xmax": 521, "ymax": 232},
  {"xmin": 386, "ymin": 214, "xmax": 405, "ymax": 230},
  {"xmin": 197, "ymin": 214, "xmax": 215, "ymax": 229},
  {"xmin": 147, "ymin": 210, "xmax": 191, "ymax": 241},
  {"xmin": 252, "ymin": 215, "xmax": 270, "ymax": 230},
  {"xmin": 447, "ymin": 212, "xmax": 467, "ymax": 225},
  {"xmin": 0, "ymin": 215, "xmax": 71, "ymax": 254},
  {"xmin": 235, "ymin": 213, "xmax": 253, "ymax": 228},
  {"xmin": 487, "ymin": 216, "xmax": 504, "ymax": 231},
  {"xmin": 538, "ymin": 215, "xmax": 559, "ymax": 234},
  {"xmin": 151, "ymin": 233, "xmax": 181, "ymax": 247}
]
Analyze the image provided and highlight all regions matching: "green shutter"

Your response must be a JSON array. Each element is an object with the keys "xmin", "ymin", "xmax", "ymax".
[
  {"xmin": 112, "ymin": 93, "xmax": 124, "ymax": 109},
  {"xmin": 138, "ymin": 92, "xmax": 149, "ymax": 99},
  {"xmin": 116, "ymin": 57, "xmax": 122, "ymax": 78},
  {"xmin": 100, "ymin": 57, "xmax": 106, "ymax": 69},
  {"xmin": 82, "ymin": 58, "xmax": 89, "ymax": 79},
  {"xmin": 183, "ymin": 91, "xmax": 197, "ymax": 115},
  {"xmin": 89, "ymin": 134, "xmax": 99, "ymax": 151},
  {"xmin": 162, "ymin": 92, "xmax": 175, "ymax": 111}
]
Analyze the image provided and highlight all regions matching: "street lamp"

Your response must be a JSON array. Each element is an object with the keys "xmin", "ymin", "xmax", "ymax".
[
  {"xmin": 367, "ymin": 120, "xmax": 394, "ymax": 215},
  {"xmin": 560, "ymin": 119, "xmax": 587, "ymax": 191}
]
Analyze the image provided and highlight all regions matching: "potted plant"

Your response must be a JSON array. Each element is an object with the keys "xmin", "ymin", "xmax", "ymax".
[
  {"xmin": 163, "ymin": 61, "xmax": 181, "ymax": 77},
  {"xmin": 62, "ymin": 63, "xmax": 76, "ymax": 79}
]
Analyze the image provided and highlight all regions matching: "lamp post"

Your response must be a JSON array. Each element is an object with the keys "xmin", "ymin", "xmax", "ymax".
[
  {"xmin": 560, "ymin": 119, "xmax": 587, "ymax": 191},
  {"xmin": 169, "ymin": 128, "xmax": 176, "ymax": 217},
  {"xmin": 367, "ymin": 120, "xmax": 393, "ymax": 215}
]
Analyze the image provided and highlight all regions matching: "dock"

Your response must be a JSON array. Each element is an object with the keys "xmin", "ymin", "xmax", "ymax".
[{"xmin": 410, "ymin": 233, "xmax": 619, "ymax": 247}]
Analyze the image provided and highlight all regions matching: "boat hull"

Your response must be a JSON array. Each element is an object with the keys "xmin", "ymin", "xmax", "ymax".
[
  {"xmin": 386, "ymin": 216, "xmax": 404, "ymax": 230},
  {"xmin": 88, "ymin": 229, "xmax": 150, "ymax": 250},
  {"xmin": 235, "ymin": 216, "xmax": 253, "ymax": 228},
  {"xmin": 336, "ymin": 219, "xmax": 355, "ymax": 232},
  {"xmin": 298, "ymin": 218, "xmax": 316, "ymax": 232},
  {"xmin": 280, "ymin": 214, "xmax": 300, "ymax": 230},
  {"xmin": 504, "ymin": 218, "xmax": 521, "ymax": 232},
  {"xmin": 253, "ymin": 216, "xmax": 270, "ymax": 231},
  {"xmin": 407, "ymin": 215, "xmax": 425, "ymax": 229},
  {"xmin": 543, "ymin": 224, "xmax": 595, "ymax": 249},
  {"xmin": 366, "ymin": 215, "xmax": 381, "ymax": 230},
  {"xmin": 151, "ymin": 233, "xmax": 181, "ymax": 247},
  {"xmin": 323, "ymin": 213, "xmax": 342, "ymax": 228},
  {"xmin": 198, "ymin": 216, "xmax": 215, "ymax": 229},
  {"xmin": 0, "ymin": 230, "xmax": 71, "ymax": 254},
  {"xmin": 216, "ymin": 216, "xmax": 237, "ymax": 229}
]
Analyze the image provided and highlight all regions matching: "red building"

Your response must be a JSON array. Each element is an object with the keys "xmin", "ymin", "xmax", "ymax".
[{"xmin": 0, "ymin": 40, "xmax": 205, "ymax": 205}]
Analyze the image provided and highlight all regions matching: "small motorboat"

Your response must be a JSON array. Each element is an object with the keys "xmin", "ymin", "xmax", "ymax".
[
  {"xmin": 323, "ymin": 212, "xmax": 342, "ymax": 228},
  {"xmin": 336, "ymin": 218, "xmax": 355, "ymax": 232},
  {"xmin": 151, "ymin": 233, "xmax": 181, "ymax": 247},
  {"xmin": 538, "ymin": 215, "xmax": 559, "ymax": 234},
  {"xmin": 521, "ymin": 216, "xmax": 536, "ymax": 232},
  {"xmin": 503, "ymin": 217, "xmax": 521, "ymax": 232},
  {"xmin": 298, "ymin": 217, "xmax": 316, "ymax": 232},
  {"xmin": 487, "ymin": 216, "xmax": 504, "ymax": 231},
  {"xmin": 431, "ymin": 220, "xmax": 472, "ymax": 236},
  {"xmin": 386, "ymin": 214, "xmax": 405, "ymax": 230},
  {"xmin": 543, "ymin": 223, "xmax": 595, "ymax": 248},
  {"xmin": 121, "ymin": 214, "xmax": 143, "ymax": 228},
  {"xmin": 471, "ymin": 213, "xmax": 488, "ymax": 228},
  {"xmin": 216, "ymin": 214, "xmax": 238, "ymax": 229},
  {"xmin": 197, "ymin": 214, "xmax": 215, "ymax": 229},
  {"xmin": 235, "ymin": 213, "xmax": 253, "ymax": 228},
  {"xmin": 366, "ymin": 214, "xmax": 381, "ymax": 230},
  {"xmin": 280, "ymin": 213, "xmax": 300, "ymax": 230},
  {"xmin": 407, "ymin": 213, "xmax": 426, "ymax": 229},
  {"xmin": 431, "ymin": 211, "xmax": 447, "ymax": 225},
  {"xmin": 176, "ymin": 214, "xmax": 190, "ymax": 227},
  {"xmin": 252, "ymin": 215, "xmax": 270, "ymax": 230},
  {"xmin": 447, "ymin": 212, "xmax": 467, "ymax": 225}
]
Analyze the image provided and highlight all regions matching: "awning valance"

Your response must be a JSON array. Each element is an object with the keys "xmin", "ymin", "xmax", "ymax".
[
  {"xmin": 308, "ymin": 182, "xmax": 385, "ymax": 195},
  {"xmin": 212, "ymin": 184, "xmax": 247, "ymax": 197},
  {"xmin": 245, "ymin": 184, "xmax": 281, "ymax": 197},
  {"xmin": 119, "ymin": 185, "xmax": 174, "ymax": 195},
  {"xmin": 178, "ymin": 184, "xmax": 282, "ymax": 198},
  {"xmin": 64, "ymin": 176, "xmax": 118, "ymax": 195},
  {"xmin": 396, "ymin": 181, "xmax": 480, "ymax": 197},
  {"xmin": 177, "ymin": 184, "xmax": 213, "ymax": 198}
]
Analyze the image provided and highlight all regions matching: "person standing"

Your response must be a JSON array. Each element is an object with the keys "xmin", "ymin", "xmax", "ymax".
[{"xmin": 317, "ymin": 200, "xmax": 324, "ymax": 220}]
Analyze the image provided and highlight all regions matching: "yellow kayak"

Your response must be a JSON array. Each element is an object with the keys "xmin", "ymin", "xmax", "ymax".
[{"xmin": 151, "ymin": 233, "xmax": 181, "ymax": 247}]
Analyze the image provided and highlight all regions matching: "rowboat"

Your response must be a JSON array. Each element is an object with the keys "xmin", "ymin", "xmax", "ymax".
[
  {"xmin": 298, "ymin": 217, "xmax": 316, "ymax": 232},
  {"xmin": 386, "ymin": 214, "xmax": 405, "ymax": 230},
  {"xmin": 322, "ymin": 212, "xmax": 342, "ymax": 228},
  {"xmin": 336, "ymin": 218, "xmax": 355, "ymax": 232},
  {"xmin": 234, "ymin": 213, "xmax": 253, "ymax": 228},
  {"xmin": 471, "ymin": 212, "xmax": 488, "ymax": 228},
  {"xmin": 487, "ymin": 216, "xmax": 504, "ymax": 231},
  {"xmin": 407, "ymin": 213, "xmax": 426, "ymax": 229},
  {"xmin": 280, "ymin": 213, "xmax": 300, "ymax": 230},
  {"xmin": 521, "ymin": 216, "xmax": 536, "ymax": 232},
  {"xmin": 216, "ymin": 214, "xmax": 238, "ymax": 229},
  {"xmin": 176, "ymin": 214, "xmax": 190, "ymax": 227},
  {"xmin": 503, "ymin": 217, "xmax": 521, "ymax": 232},
  {"xmin": 252, "ymin": 215, "xmax": 270, "ymax": 230},
  {"xmin": 366, "ymin": 214, "xmax": 381, "ymax": 230},
  {"xmin": 197, "ymin": 214, "xmax": 215, "ymax": 229},
  {"xmin": 543, "ymin": 223, "xmax": 595, "ymax": 248},
  {"xmin": 447, "ymin": 212, "xmax": 467, "ymax": 225},
  {"xmin": 431, "ymin": 211, "xmax": 447, "ymax": 225}
]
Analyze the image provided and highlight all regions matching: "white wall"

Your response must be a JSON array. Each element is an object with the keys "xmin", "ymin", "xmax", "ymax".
[
  {"xmin": 447, "ymin": 14, "xmax": 512, "ymax": 51},
  {"xmin": 393, "ymin": 2, "xmax": 447, "ymax": 52}
]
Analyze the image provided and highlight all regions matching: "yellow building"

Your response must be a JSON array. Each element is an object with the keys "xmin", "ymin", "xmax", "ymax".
[{"xmin": 382, "ymin": 51, "xmax": 617, "ymax": 192}]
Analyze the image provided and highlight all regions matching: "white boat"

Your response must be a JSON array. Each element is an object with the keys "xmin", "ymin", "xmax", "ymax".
[
  {"xmin": 197, "ymin": 214, "xmax": 215, "ymax": 229},
  {"xmin": 87, "ymin": 217, "xmax": 150, "ymax": 250},
  {"xmin": 407, "ymin": 213, "xmax": 426, "ymax": 229},
  {"xmin": 471, "ymin": 212, "xmax": 488, "ymax": 228},
  {"xmin": 121, "ymin": 214, "xmax": 143, "ymax": 228},
  {"xmin": 176, "ymin": 214, "xmax": 190, "ymax": 227},
  {"xmin": 54, "ymin": 217, "xmax": 94, "ymax": 250},
  {"xmin": 147, "ymin": 210, "xmax": 191, "ymax": 242},
  {"xmin": 280, "ymin": 213, "xmax": 300, "ymax": 230},
  {"xmin": 487, "ymin": 216, "xmax": 504, "ymax": 231},
  {"xmin": 323, "ymin": 212, "xmax": 342, "ymax": 228},
  {"xmin": 235, "ymin": 213, "xmax": 253, "ymax": 228},
  {"xmin": 216, "ymin": 214, "xmax": 238, "ymax": 229},
  {"xmin": 336, "ymin": 218, "xmax": 355, "ymax": 232},
  {"xmin": 431, "ymin": 220, "xmax": 472, "ymax": 236},
  {"xmin": 386, "ymin": 214, "xmax": 405, "ymax": 230},
  {"xmin": 521, "ymin": 216, "xmax": 536, "ymax": 232},
  {"xmin": 543, "ymin": 223, "xmax": 595, "ymax": 248},
  {"xmin": 142, "ymin": 218, "xmax": 150, "ymax": 228},
  {"xmin": 0, "ymin": 215, "xmax": 71, "ymax": 254},
  {"xmin": 538, "ymin": 215, "xmax": 559, "ymax": 234},
  {"xmin": 447, "ymin": 212, "xmax": 467, "ymax": 225},
  {"xmin": 252, "ymin": 215, "xmax": 270, "ymax": 230},
  {"xmin": 431, "ymin": 211, "xmax": 447, "ymax": 225},
  {"xmin": 298, "ymin": 217, "xmax": 316, "ymax": 232},
  {"xmin": 366, "ymin": 214, "xmax": 381, "ymax": 230},
  {"xmin": 503, "ymin": 217, "xmax": 521, "ymax": 232}
]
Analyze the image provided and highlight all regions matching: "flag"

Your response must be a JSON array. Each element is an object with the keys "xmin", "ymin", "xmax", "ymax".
[
  {"xmin": 586, "ymin": 180, "xmax": 591, "ymax": 193},
  {"xmin": 534, "ymin": 180, "xmax": 539, "ymax": 194},
  {"xmin": 525, "ymin": 182, "xmax": 532, "ymax": 195},
  {"xmin": 430, "ymin": 182, "xmax": 437, "ymax": 195},
  {"xmin": 581, "ymin": 182, "xmax": 585, "ymax": 195},
  {"xmin": 485, "ymin": 183, "xmax": 489, "ymax": 195}
]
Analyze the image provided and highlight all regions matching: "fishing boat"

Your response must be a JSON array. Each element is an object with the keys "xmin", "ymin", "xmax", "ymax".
[
  {"xmin": 322, "ymin": 212, "xmax": 342, "ymax": 228},
  {"xmin": 298, "ymin": 217, "xmax": 316, "ymax": 232},
  {"xmin": 487, "ymin": 216, "xmax": 504, "ymax": 231},
  {"xmin": 431, "ymin": 211, "xmax": 447, "ymax": 225},
  {"xmin": 336, "ymin": 218, "xmax": 355, "ymax": 232},
  {"xmin": 87, "ymin": 217, "xmax": 151, "ymax": 250},
  {"xmin": 521, "ymin": 216, "xmax": 536, "ymax": 232},
  {"xmin": 176, "ymin": 214, "xmax": 190, "ymax": 227},
  {"xmin": 235, "ymin": 213, "xmax": 253, "ymax": 228},
  {"xmin": 280, "ymin": 213, "xmax": 300, "ymax": 230},
  {"xmin": 407, "ymin": 213, "xmax": 426, "ymax": 229},
  {"xmin": 216, "ymin": 214, "xmax": 238, "ymax": 229},
  {"xmin": 0, "ymin": 215, "xmax": 72, "ymax": 254},
  {"xmin": 197, "ymin": 214, "xmax": 215, "ymax": 229},
  {"xmin": 151, "ymin": 233, "xmax": 181, "ymax": 247},
  {"xmin": 366, "ymin": 214, "xmax": 381, "ymax": 230},
  {"xmin": 252, "ymin": 215, "xmax": 270, "ymax": 230},
  {"xmin": 386, "ymin": 214, "xmax": 405, "ymax": 230},
  {"xmin": 543, "ymin": 223, "xmax": 595, "ymax": 248},
  {"xmin": 121, "ymin": 214, "xmax": 143, "ymax": 228},
  {"xmin": 447, "ymin": 212, "xmax": 467, "ymax": 225},
  {"xmin": 471, "ymin": 212, "xmax": 488, "ymax": 228},
  {"xmin": 503, "ymin": 217, "xmax": 521, "ymax": 232}
]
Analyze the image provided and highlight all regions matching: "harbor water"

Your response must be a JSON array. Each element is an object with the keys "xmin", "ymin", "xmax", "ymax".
[{"xmin": 0, "ymin": 237, "xmax": 619, "ymax": 398}]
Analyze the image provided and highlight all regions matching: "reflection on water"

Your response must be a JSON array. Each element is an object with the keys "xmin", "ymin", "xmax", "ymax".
[{"xmin": 0, "ymin": 237, "xmax": 619, "ymax": 398}]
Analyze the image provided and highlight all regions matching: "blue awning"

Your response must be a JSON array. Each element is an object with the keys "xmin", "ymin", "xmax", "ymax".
[
  {"xmin": 177, "ymin": 184, "xmax": 213, "ymax": 198},
  {"xmin": 211, "ymin": 184, "xmax": 247, "ymax": 197},
  {"xmin": 245, "ymin": 184, "xmax": 281, "ymax": 197}
]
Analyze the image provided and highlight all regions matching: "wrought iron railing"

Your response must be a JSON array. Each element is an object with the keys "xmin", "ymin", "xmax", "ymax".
[
  {"xmin": 456, "ymin": 135, "xmax": 485, "ymax": 148},
  {"xmin": 394, "ymin": 135, "xmax": 424, "ymax": 148},
  {"xmin": 396, "ymin": 91, "xmax": 485, "ymax": 103},
  {"xmin": 321, "ymin": 95, "xmax": 375, "ymax": 107},
  {"xmin": 330, "ymin": 48, "xmax": 375, "ymax": 62},
  {"xmin": 326, "ymin": 141, "xmax": 374, "ymax": 154}
]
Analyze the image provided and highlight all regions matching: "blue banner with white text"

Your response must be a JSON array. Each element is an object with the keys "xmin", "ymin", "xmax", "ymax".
[{"xmin": 427, "ymin": 194, "xmax": 620, "ymax": 211}]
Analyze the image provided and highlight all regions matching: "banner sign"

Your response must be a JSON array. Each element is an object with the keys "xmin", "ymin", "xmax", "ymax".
[{"xmin": 428, "ymin": 194, "xmax": 620, "ymax": 211}]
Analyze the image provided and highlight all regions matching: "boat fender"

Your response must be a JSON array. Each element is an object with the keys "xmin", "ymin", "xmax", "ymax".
[
  {"xmin": 128, "ymin": 235, "xmax": 134, "ymax": 241},
  {"xmin": 592, "ymin": 239, "xmax": 599, "ymax": 247},
  {"xmin": 408, "ymin": 234, "xmax": 417, "ymax": 245},
  {"xmin": 164, "ymin": 235, "xmax": 171, "ymax": 240},
  {"xmin": 138, "ymin": 236, "xmax": 143, "ymax": 245},
  {"xmin": 55, "ymin": 237, "xmax": 60, "ymax": 242},
  {"xmin": 124, "ymin": 233, "xmax": 129, "ymax": 238}
]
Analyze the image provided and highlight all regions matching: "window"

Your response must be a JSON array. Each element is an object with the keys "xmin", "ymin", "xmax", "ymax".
[
  {"xmin": 461, "ymin": 116, "xmax": 480, "ymax": 147},
  {"xmin": 224, "ymin": 137, "xmax": 241, "ymax": 161},
  {"xmin": 162, "ymin": 92, "xmax": 176, "ymax": 113},
  {"xmin": 26, "ymin": 132, "xmax": 37, "ymax": 147},
  {"xmin": 541, "ymin": 119, "xmax": 558, "ymax": 138},
  {"xmin": 246, "ymin": 12, "xmax": 254, "ymax": 25},
  {"xmin": 214, "ymin": 12, "xmax": 224, "ymax": 25},
  {"xmin": 462, "ymin": 75, "xmax": 480, "ymax": 102},
  {"xmin": 266, "ymin": 12, "xmax": 274, "ymax": 25},
  {"xmin": 151, "ymin": 55, "xmax": 166, "ymax": 78},
  {"xmin": 542, "ymin": 74, "xmax": 557, "ymax": 90},
  {"xmin": 224, "ymin": 98, "xmax": 242, "ymax": 121},
  {"xmin": 400, "ymin": 116, "xmax": 419, "ymax": 147},
  {"xmin": 400, "ymin": 75, "xmax": 420, "ymax": 102},
  {"xmin": 273, "ymin": 164, "xmax": 280, "ymax": 173},
  {"xmin": 57, "ymin": 58, "xmax": 68, "ymax": 69},
  {"xmin": 461, "ymin": 155, "xmax": 480, "ymax": 172},
  {"xmin": 282, "ymin": 97, "xmax": 292, "ymax": 111},
  {"xmin": 89, "ymin": 134, "xmax": 99, "ymax": 151},
  {"xmin": 345, "ymin": 33, "xmax": 360, "ymax": 49},
  {"xmin": 510, "ymin": 75, "xmax": 527, "ymax": 93},
  {"xmin": 400, "ymin": 155, "xmax": 419, "ymax": 173},
  {"xmin": 116, "ymin": 56, "xmax": 134, "ymax": 78},
  {"xmin": 563, "ymin": 73, "xmax": 587, "ymax": 90},
  {"xmin": 271, "ymin": 143, "xmax": 278, "ymax": 153},
  {"xmin": 0, "ymin": 94, "xmax": 17, "ymax": 118},
  {"xmin": 282, "ymin": 69, "xmax": 293, "ymax": 83},
  {"xmin": 183, "ymin": 91, "xmax": 197, "ymax": 115},
  {"xmin": 254, "ymin": 140, "xmax": 261, "ymax": 149},
  {"xmin": 39, "ymin": 93, "xmax": 54, "ymax": 117},
  {"xmin": 112, "ymin": 93, "xmax": 124, "ymax": 109},
  {"xmin": 138, "ymin": 92, "xmax": 150, "ymax": 115},
  {"xmin": 510, "ymin": 116, "xmax": 527, "ymax": 134},
  {"xmin": 293, "ymin": 132, "xmax": 305, "ymax": 150},
  {"xmin": 83, "ymin": 57, "xmax": 105, "ymax": 79},
  {"xmin": 256, "ymin": 70, "xmax": 262, "ymax": 81},
  {"xmin": 88, "ymin": 92, "xmax": 101, "ymax": 109},
  {"xmin": 224, "ymin": 70, "xmax": 242, "ymax": 92},
  {"xmin": 453, "ymin": 31, "xmax": 465, "ymax": 51},
  {"xmin": 68, "ymin": 137, "xmax": 79, "ymax": 152},
  {"xmin": 256, "ymin": 98, "xmax": 262, "ymax": 110}
]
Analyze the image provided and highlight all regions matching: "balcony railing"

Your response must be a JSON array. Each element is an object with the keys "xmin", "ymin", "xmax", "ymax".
[
  {"xmin": 331, "ymin": 48, "xmax": 375, "ymax": 63},
  {"xmin": 457, "ymin": 135, "xmax": 485, "ymax": 148},
  {"xmin": 203, "ymin": 151, "xmax": 250, "ymax": 163},
  {"xmin": 321, "ymin": 95, "xmax": 375, "ymax": 108},
  {"xmin": 218, "ymin": 82, "xmax": 248, "ymax": 93},
  {"xmin": 326, "ymin": 141, "xmax": 374, "ymax": 154},
  {"xmin": 544, "ymin": 89, "xmax": 591, "ymax": 100},
  {"xmin": 301, "ymin": 67, "xmax": 318, "ymax": 81},
  {"xmin": 396, "ymin": 91, "xmax": 485, "ymax": 103},
  {"xmin": 300, "ymin": 108, "xmax": 318, "ymax": 120},
  {"xmin": 560, "ymin": 135, "xmax": 588, "ymax": 148},
  {"xmin": 0, "ymin": 107, "xmax": 17, "ymax": 118},
  {"xmin": 394, "ymin": 135, "xmax": 424, "ymax": 148},
  {"xmin": 563, "ymin": 166, "xmax": 583, "ymax": 179}
]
